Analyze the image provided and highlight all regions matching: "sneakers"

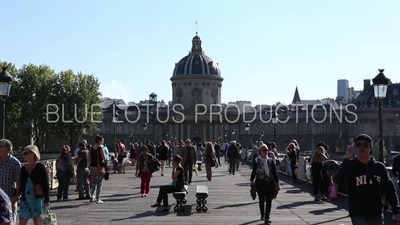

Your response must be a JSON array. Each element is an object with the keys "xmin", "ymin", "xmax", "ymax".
[{"xmin": 96, "ymin": 199, "xmax": 104, "ymax": 204}]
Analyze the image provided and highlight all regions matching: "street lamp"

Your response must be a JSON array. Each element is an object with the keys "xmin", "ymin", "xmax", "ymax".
[
  {"xmin": 245, "ymin": 124, "xmax": 250, "ymax": 147},
  {"xmin": 260, "ymin": 131, "xmax": 264, "ymax": 141},
  {"xmin": 231, "ymin": 128, "xmax": 236, "ymax": 140},
  {"xmin": 224, "ymin": 132, "xmax": 227, "ymax": 138},
  {"xmin": 129, "ymin": 131, "xmax": 135, "ymax": 143},
  {"xmin": 0, "ymin": 67, "xmax": 13, "ymax": 139},
  {"xmin": 372, "ymin": 68, "xmax": 390, "ymax": 163},
  {"xmin": 143, "ymin": 122, "xmax": 148, "ymax": 142},
  {"xmin": 113, "ymin": 112, "xmax": 119, "ymax": 145},
  {"xmin": 272, "ymin": 111, "xmax": 278, "ymax": 143},
  {"xmin": 166, "ymin": 131, "xmax": 169, "ymax": 141}
]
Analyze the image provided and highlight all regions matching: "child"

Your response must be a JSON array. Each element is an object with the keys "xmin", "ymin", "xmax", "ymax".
[{"xmin": 111, "ymin": 155, "xmax": 121, "ymax": 173}]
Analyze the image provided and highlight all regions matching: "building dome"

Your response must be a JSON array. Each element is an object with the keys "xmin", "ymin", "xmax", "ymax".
[{"xmin": 172, "ymin": 34, "xmax": 221, "ymax": 77}]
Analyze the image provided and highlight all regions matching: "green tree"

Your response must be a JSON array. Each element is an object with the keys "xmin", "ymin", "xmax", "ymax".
[
  {"xmin": 16, "ymin": 63, "xmax": 57, "ymax": 148},
  {"xmin": 50, "ymin": 70, "xmax": 102, "ymax": 147},
  {"xmin": 373, "ymin": 139, "xmax": 387, "ymax": 161}
]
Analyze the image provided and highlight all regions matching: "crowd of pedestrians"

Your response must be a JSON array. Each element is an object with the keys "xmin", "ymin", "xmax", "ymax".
[{"xmin": 2, "ymin": 133, "xmax": 400, "ymax": 225}]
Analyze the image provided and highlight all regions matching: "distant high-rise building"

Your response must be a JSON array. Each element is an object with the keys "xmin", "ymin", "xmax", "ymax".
[{"xmin": 337, "ymin": 79, "xmax": 349, "ymax": 99}]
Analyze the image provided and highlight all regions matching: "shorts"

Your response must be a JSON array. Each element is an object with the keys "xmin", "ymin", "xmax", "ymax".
[{"xmin": 117, "ymin": 155, "xmax": 124, "ymax": 164}]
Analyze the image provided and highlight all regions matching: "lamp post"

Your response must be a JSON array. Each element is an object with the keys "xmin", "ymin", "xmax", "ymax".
[
  {"xmin": 245, "ymin": 124, "xmax": 250, "ymax": 147},
  {"xmin": 143, "ymin": 123, "xmax": 148, "ymax": 142},
  {"xmin": 272, "ymin": 111, "xmax": 277, "ymax": 143},
  {"xmin": 129, "ymin": 131, "xmax": 135, "ymax": 143},
  {"xmin": 231, "ymin": 128, "xmax": 236, "ymax": 140},
  {"xmin": 372, "ymin": 68, "xmax": 390, "ymax": 163},
  {"xmin": 0, "ymin": 67, "xmax": 13, "ymax": 139},
  {"xmin": 166, "ymin": 131, "xmax": 169, "ymax": 141},
  {"xmin": 260, "ymin": 131, "xmax": 264, "ymax": 141},
  {"xmin": 244, "ymin": 124, "xmax": 250, "ymax": 160},
  {"xmin": 113, "ymin": 112, "xmax": 119, "ymax": 146},
  {"xmin": 224, "ymin": 132, "xmax": 227, "ymax": 139}
]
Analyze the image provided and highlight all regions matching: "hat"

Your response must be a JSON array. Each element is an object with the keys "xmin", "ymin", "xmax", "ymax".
[
  {"xmin": 355, "ymin": 134, "xmax": 373, "ymax": 147},
  {"xmin": 0, "ymin": 139, "xmax": 13, "ymax": 152},
  {"xmin": 24, "ymin": 145, "xmax": 41, "ymax": 161}
]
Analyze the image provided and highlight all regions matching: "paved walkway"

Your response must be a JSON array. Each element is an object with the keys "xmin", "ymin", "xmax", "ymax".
[{"xmin": 27, "ymin": 162, "xmax": 395, "ymax": 225}]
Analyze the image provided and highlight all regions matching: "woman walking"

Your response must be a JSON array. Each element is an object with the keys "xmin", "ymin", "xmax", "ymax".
[
  {"xmin": 19, "ymin": 145, "xmax": 50, "ymax": 225},
  {"xmin": 56, "ymin": 145, "xmax": 74, "ymax": 201},
  {"xmin": 136, "ymin": 146, "xmax": 154, "ymax": 197},
  {"xmin": 250, "ymin": 144, "xmax": 280, "ymax": 224},
  {"xmin": 286, "ymin": 143, "xmax": 298, "ymax": 183},
  {"xmin": 311, "ymin": 146, "xmax": 328, "ymax": 201},
  {"xmin": 204, "ymin": 142, "xmax": 217, "ymax": 181},
  {"xmin": 89, "ymin": 136, "xmax": 106, "ymax": 204}
]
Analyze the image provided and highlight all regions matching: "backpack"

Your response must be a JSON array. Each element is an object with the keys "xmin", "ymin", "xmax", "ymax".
[{"xmin": 148, "ymin": 157, "xmax": 161, "ymax": 173}]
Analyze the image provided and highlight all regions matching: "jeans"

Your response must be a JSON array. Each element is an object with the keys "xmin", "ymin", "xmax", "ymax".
[
  {"xmin": 256, "ymin": 180, "xmax": 273, "ymax": 221},
  {"xmin": 140, "ymin": 172, "xmax": 152, "ymax": 194},
  {"xmin": 183, "ymin": 163, "xmax": 193, "ymax": 183},
  {"xmin": 205, "ymin": 161, "xmax": 212, "ymax": 181},
  {"xmin": 290, "ymin": 164, "xmax": 297, "ymax": 182},
  {"xmin": 350, "ymin": 216, "xmax": 383, "ymax": 225},
  {"xmin": 77, "ymin": 167, "xmax": 90, "ymax": 198},
  {"xmin": 229, "ymin": 159, "xmax": 236, "ymax": 174},
  {"xmin": 57, "ymin": 171, "xmax": 70, "ymax": 200},
  {"xmin": 89, "ymin": 167, "xmax": 103, "ymax": 200}
]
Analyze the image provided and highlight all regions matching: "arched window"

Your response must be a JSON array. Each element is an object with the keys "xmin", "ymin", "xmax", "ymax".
[
  {"xmin": 192, "ymin": 88, "xmax": 202, "ymax": 104},
  {"xmin": 211, "ymin": 90, "xmax": 217, "ymax": 104}
]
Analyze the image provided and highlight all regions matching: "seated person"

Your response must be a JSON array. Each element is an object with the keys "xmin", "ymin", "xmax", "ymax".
[
  {"xmin": 151, "ymin": 155, "xmax": 185, "ymax": 212},
  {"xmin": 111, "ymin": 155, "xmax": 121, "ymax": 173}
]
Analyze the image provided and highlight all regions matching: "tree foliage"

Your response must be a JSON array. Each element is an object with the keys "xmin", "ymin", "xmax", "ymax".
[
  {"xmin": 373, "ymin": 139, "xmax": 387, "ymax": 161},
  {"xmin": 0, "ymin": 61, "xmax": 102, "ymax": 150},
  {"xmin": 50, "ymin": 70, "xmax": 102, "ymax": 147}
]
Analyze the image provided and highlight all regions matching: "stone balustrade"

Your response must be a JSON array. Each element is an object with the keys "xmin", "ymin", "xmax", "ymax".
[{"xmin": 21, "ymin": 157, "xmax": 78, "ymax": 190}]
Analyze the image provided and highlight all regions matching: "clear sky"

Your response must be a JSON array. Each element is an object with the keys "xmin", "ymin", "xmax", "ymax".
[{"xmin": 1, "ymin": 0, "xmax": 399, "ymax": 105}]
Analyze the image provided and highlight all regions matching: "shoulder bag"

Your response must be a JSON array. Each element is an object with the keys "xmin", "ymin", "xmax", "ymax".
[{"xmin": 97, "ymin": 147, "xmax": 106, "ymax": 176}]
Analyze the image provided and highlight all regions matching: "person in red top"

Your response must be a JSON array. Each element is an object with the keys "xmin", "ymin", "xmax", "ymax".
[{"xmin": 116, "ymin": 140, "xmax": 126, "ymax": 174}]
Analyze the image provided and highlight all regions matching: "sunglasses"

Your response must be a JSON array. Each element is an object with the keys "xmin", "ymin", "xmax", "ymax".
[
  {"xmin": 356, "ymin": 142, "xmax": 370, "ymax": 148},
  {"xmin": 23, "ymin": 151, "xmax": 32, "ymax": 156}
]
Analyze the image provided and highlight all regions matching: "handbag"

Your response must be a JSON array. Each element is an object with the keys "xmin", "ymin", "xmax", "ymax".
[
  {"xmin": 268, "ymin": 180, "xmax": 278, "ymax": 199},
  {"xmin": 96, "ymin": 147, "xmax": 106, "ymax": 176},
  {"xmin": 41, "ymin": 207, "xmax": 57, "ymax": 225},
  {"xmin": 328, "ymin": 185, "xmax": 338, "ymax": 200}
]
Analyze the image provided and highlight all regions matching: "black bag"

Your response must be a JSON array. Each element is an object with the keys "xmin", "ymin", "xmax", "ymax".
[
  {"xmin": 211, "ymin": 159, "xmax": 216, "ymax": 167},
  {"xmin": 148, "ymin": 157, "xmax": 161, "ymax": 173},
  {"xmin": 268, "ymin": 180, "xmax": 278, "ymax": 199}
]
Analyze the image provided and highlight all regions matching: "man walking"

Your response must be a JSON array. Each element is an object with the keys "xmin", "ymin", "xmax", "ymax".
[
  {"xmin": 116, "ymin": 140, "xmax": 126, "ymax": 174},
  {"xmin": 227, "ymin": 141, "xmax": 239, "ymax": 175},
  {"xmin": 334, "ymin": 134, "xmax": 400, "ymax": 225},
  {"xmin": 75, "ymin": 142, "xmax": 90, "ymax": 200},
  {"xmin": 182, "ymin": 139, "xmax": 197, "ymax": 185}
]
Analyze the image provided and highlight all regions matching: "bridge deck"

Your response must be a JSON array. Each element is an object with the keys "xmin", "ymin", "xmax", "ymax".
[{"xmin": 27, "ymin": 162, "xmax": 395, "ymax": 225}]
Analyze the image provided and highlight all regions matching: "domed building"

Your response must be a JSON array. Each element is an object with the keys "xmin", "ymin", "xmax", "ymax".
[{"xmin": 170, "ymin": 33, "xmax": 223, "ymax": 107}]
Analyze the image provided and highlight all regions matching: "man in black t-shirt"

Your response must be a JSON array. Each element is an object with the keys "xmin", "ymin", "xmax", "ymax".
[{"xmin": 75, "ymin": 142, "xmax": 90, "ymax": 200}]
